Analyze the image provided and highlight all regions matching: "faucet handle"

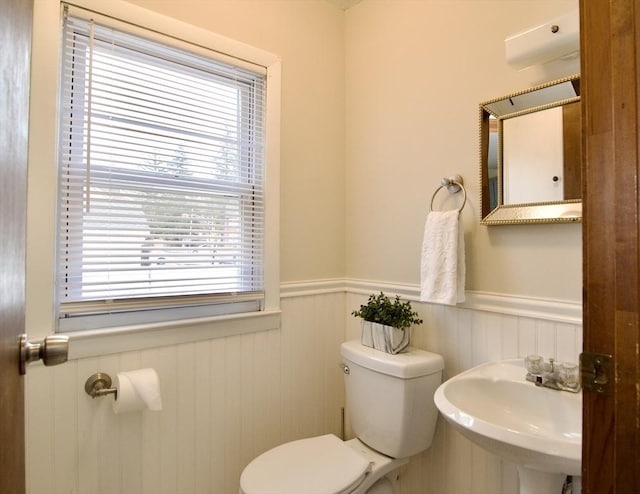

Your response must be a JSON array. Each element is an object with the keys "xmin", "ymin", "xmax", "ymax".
[
  {"xmin": 558, "ymin": 362, "xmax": 579, "ymax": 386},
  {"xmin": 525, "ymin": 354, "xmax": 544, "ymax": 374}
]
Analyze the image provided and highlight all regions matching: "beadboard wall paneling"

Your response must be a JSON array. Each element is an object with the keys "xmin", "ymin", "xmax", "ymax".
[
  {"xmin": 26, "ymin": 287, "xmax": 581, "ymax": 494},
  {"xmin": 346, "ymin": 290, "xmax": 582, "ymax": 494},
  {"xmin": 25, "ymin": 292, "xmax": 345, "ymax": 494}
]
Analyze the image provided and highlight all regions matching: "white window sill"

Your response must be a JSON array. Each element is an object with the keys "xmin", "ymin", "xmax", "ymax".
[{"xmin": 65, "ymin": 309, "xmax": 281, "ymax": 359}]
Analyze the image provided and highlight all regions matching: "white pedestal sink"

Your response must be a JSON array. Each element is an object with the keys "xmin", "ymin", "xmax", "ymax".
[{"xmin": 434, "ymin": 359, "xmax": 581, "ymax": 494}]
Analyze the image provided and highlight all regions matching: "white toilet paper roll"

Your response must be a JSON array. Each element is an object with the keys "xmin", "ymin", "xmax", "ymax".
[{"xmin": 112, "ymin": 368, "xmax": 163, "ymax": 414}]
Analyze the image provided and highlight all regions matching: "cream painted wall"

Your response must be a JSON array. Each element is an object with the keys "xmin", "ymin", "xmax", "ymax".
[
  {"xmin": 344, "ymin": 0, "xmax": 581, "ymax": 302},
  {"xmin": 129, "ymin": 0, "xmax": 347, "ymax": 283},
  {"xmin": 29, "ymin": 0, "xmax": 582, "ymax": 299}
]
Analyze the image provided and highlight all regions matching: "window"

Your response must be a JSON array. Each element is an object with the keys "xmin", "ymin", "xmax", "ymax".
[{"xmin": 57, "ymin": 5, "xmax": 273, "ymax": 330}]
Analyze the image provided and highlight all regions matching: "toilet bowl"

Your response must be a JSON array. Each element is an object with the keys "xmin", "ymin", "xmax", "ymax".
[
  {"xmin": 239, "ymin": 340, "xmax": 444, "ymax": 494},
  {"xmin": 240, "ymin": 434, "xmax": 405, "ymax": 494}
]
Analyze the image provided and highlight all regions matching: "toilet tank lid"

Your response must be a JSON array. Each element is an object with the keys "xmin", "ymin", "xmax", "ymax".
[{"xmin": 341, "ymin": 340, "xmax": 444, "ymax": 378}]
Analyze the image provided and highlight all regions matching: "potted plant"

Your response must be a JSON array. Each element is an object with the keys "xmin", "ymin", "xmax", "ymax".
[{"xmin": 351, "ymin": 292, "xmax": 423, "ymax": 354}]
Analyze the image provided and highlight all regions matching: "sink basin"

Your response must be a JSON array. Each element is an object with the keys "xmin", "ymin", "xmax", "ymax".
[{"xmin": 434, "ymin": 359, "xmax": 581, "ymax": 493}]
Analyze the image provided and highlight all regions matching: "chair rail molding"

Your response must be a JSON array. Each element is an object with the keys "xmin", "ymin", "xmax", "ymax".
[{"xmin": 281, "ymin": 278, "xmax": 582, "ymax": 325}]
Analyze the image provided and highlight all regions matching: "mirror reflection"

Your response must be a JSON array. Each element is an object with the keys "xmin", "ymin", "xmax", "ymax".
[{"xmin": 480, "ymin": 75, "xmax": 581, "ymax": 225}]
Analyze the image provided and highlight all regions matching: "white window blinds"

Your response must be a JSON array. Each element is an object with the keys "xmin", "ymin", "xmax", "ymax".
[{"xmin": 57, "ymin": 7, "xmax": 266, "ymax": 328}]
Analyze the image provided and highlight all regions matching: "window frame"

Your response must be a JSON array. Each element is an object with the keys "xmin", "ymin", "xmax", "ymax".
[{"xmin": 26, "ymin": 0, "xmax": 281, "ymax": 354}]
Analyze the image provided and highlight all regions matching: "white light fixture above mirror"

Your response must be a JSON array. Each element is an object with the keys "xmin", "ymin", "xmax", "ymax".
[{"xmin": 505, "ymin": 9, "xmax": 579, "ymax": 71}]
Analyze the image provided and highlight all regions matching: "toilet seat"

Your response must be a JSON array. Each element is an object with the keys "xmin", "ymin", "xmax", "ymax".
[{"xmin": 240, "ymin": 434, "xmax": 372, "ymax": 494}]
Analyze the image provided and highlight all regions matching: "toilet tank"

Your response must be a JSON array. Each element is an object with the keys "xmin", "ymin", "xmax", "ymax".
[{"xmin": 341, "ymin": 340, "xmax": 444, "ymax": 459}]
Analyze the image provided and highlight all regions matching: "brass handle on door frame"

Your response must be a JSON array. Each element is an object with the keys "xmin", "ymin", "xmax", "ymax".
[{"xmin": 19, "ymin": 333, "xmax": 69, "ymax": 375}]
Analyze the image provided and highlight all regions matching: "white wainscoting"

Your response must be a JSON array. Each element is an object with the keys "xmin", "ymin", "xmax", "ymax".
[
  {"xmin": 344, "ymin": 285, "xmax": 582, "ymax": 494},
  {"xmin": 25, "ymin": 281, "xmax": 582, "ymax": 494},
  {"xmin": 25, "ymin": 292, "xmax": 346, "ymax": 494}
]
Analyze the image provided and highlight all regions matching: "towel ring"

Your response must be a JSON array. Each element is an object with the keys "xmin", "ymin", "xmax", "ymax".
[{"xmin": 430, "ymin": 175, "xmax": 466, "ymax": 213}]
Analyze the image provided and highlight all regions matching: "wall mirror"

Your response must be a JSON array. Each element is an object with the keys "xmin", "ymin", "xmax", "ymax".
[{"xmin": 479, "ymin": 74, "xmax": 581, "ymax": 225}]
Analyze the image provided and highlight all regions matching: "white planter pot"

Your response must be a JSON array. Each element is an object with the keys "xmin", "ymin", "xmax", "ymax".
[{"xmin": 360, "ymin": 320, "xmax": 409, "ymax": 354}]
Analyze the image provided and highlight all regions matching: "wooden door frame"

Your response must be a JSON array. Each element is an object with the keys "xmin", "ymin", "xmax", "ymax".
[{"xmin": 581, "ymin": 0, "xmax": 640, "ymax": 492}]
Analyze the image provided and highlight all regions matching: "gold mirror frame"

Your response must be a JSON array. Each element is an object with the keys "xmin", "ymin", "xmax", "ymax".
[{"xmin": 479, "ymin": 74, "xmax": 582, "ymax": 225}]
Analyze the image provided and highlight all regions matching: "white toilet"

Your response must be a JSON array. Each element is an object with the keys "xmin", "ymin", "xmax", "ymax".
[{"xmin": 239, "ymin": 339, "xmax": 444, "ymax": 494}]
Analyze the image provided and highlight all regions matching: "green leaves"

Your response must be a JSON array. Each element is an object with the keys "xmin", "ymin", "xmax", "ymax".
[{"xmin": 351, "ymin": 292, "xmax": 423, "ymax": 330}]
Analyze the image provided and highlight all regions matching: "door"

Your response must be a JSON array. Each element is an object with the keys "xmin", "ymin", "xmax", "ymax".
[
  {"xmin": 581, "ymin": 0, "xmax": 640, "ymax": 492},
  {"xmin": 0, "ymin": 0, "xmax": 33, "ymax": 493}
]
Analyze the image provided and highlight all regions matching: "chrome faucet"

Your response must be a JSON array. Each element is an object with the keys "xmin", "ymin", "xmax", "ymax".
[{"xmin": 524, "ymin": 355, "xmax": 581, "ymax": 393}]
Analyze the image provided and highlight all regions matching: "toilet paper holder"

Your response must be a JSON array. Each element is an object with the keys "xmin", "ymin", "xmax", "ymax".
[{"xmin": 85, "ymin": 372, "xmax": 117, "ymax": 399}]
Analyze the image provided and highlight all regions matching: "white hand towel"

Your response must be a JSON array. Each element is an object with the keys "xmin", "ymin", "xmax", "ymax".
[{"xmin": 420, "ymin": 210, "xmax": 465, "ymax": 305}]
